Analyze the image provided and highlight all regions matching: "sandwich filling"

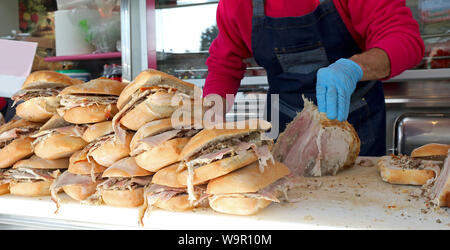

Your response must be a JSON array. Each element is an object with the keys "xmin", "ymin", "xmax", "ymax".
[
  {"xmin": 381, "ymin": 154, "xmax": 441, "ymax": 178},
  {"xmin": 97, "ymin": 176, "xmax": 152, "ymax": 191},
  {"xmin": 0, "ymin": 125, "xmax": 40, "ymax": 149},
  {"xmin": 179, "ymin": 131, "xmax": 275, "ymax": 203},
  {"xmin": 30, "ymin": 125, "xmax": 88, "ymax": 146},
  {"xmin": 138, "ymin": 184, "xmax": 207, "ymax": 225},
  {"xmin": 3, "ymin": 167, "xmax": 60, "ymax": 183},
  {"xmin": 273, "ymin": 96, "xmax": 359, "ymax": 177},
  {"xmin": 11, "ymin": 87, "xmax": 63, "ymax": 107},
  {"xmin": 113, "ymin": 86, "xmax": 187, "ymax": 142},
  {"xmin": 50, "ymin": 170, "xmax": 104, "ymax": 213},
  {"xmin": 57, "ymin": 94, "xmax": 118, "ymax": 117},
  {"xmin": 80, "ymin": 133, "xmax": 116, "ymax": 163}
]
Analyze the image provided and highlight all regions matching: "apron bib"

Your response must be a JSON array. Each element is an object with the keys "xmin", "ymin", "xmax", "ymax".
[{"xmin": 251, "ymin": 0, "xmax": 386, "ymax": 156}]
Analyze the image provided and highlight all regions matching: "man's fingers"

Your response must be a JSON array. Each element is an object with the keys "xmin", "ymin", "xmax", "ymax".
[
  {"xmin": 337, "ymin": 90, "xmax": 349, "ymax": 122},
  {"xmin": 316, "ymin": 83, "xmax": 327, "ymax": 114},
  {"xmin": 326, "ymin": 86, "xmax": 337, "ymax": 120}
]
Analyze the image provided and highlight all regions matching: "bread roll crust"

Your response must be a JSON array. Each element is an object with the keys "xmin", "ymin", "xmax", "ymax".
[
  {"xmin": 0, "ymin": 183, "xmax": 9, "ymax": 195},
  {"xmin": 82, "ymin": 121, "xmax": 114, "ymax": 143},
  {"xmin": 22, "ymin": 70, "xmax": 82, "ymax": 89},
  {"xmin": 59, "ymin": 78, "xmax": 126, "ymax": 96},
  {"xmin": 207, "ymin": 161, "xmax": 290, "ymax": 194},
  {"xmin": 0, "ymin": 137, "xmax": 35, "ymax": 169},
  {"xmin": 119, "ymin": 100, "xmax": 168, "ymax": 131},
  {"xmin": 62, "ymin": 104, "xmax": 119, "ymax": 124},
  {"xmin": 62, "ymin": 182, "xmax": 100, "ymax": 201},
  {"xmin": 13, "ymin": 155, "xmax": 69, "ymax": 169},
  {"xmin": 377, "ymin": 157, "xmax": 436, "ymax": 185},
  {"xmin": 68, "ymin": 150, "xmax": 106, "ymax": 175},
  {"xmin": 151, "ymin": 164, "xmax": 185, "ymax": 188},
  {"xmin": 177, "ymin": 150, "xmax": 259, "ymax": 186},
  {"xmin": 101, "ymin": 188, "xmax": 144, "ymax": 207},
  {"xmin": 117, "ymin": 69, "xmax": 195, "ymax": 110},
  {"xmin": 135, "ymin": 137, "xmax": 190, "ymax": 172},
  {"xmin": 208, "ymin": 196, "xmax": 272, "ymax": 216},
  {"xmin": 411, "ymin": 143, "xmax": 450, "ymax": 158},
  {"xmin": 16, "ymin": 96, "xmax": 60, "ymax": 122},
  {"xmin": 102, "ymin": 157, "xmax": 152, "ymax": 178},
  {"xmin": 154, "ymin": 194, "xmax": 196, "ymax": 212},
  {"xmin": 89, "ymin": 132, "xmax": 133, "ymax": 167},
  {"xmin": 34, "ymin": 133, "xmax": 87, "ymax": 160},
  {"xmin": 9, "ymin": 180, "xmax": 53, "ymax": 197}
]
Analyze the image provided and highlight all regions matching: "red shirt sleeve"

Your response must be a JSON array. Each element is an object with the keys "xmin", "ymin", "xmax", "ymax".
[
  {"xmin": 203, "ymin": 0, "xmax": 252, "ymax": 98},
  {"xmin": 0, "ymin": 98, "xmax": 6, "ymax": 111},
  {"xmin": 335, "ymin": 0, "xmax": 425, "ymax": 79}
]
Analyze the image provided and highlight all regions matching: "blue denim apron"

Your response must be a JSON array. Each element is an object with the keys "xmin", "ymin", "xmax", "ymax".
[{"xmin": 252, "ymin": 0, "xmax": 386, "ymax": 156}]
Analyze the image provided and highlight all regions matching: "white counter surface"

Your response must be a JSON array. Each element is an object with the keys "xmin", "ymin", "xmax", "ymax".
[{"xmin": 0, "ymin": 157, "xmax": 448, "ymax": 230}]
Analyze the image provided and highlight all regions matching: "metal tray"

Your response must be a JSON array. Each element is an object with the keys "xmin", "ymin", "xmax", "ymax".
[{"xmin": 393, "ymin": 113, "xmax": 450, "ymax": 155}]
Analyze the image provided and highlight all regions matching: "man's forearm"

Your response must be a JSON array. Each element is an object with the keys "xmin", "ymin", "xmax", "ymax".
[{"xmin": 349, "ymin": 48, "xmax": 391, "ymax": 81}]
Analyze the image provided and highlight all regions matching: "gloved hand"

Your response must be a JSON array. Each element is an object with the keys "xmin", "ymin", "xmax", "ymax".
[{"xmin": 316, "ymin": 58, "xmax": 363, "ymax": 121}]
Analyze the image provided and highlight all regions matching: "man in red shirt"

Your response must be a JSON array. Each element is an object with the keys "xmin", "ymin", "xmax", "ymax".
[{"xmin": 203, "ymin": 0, "xmax": 424, "ymax": 156}]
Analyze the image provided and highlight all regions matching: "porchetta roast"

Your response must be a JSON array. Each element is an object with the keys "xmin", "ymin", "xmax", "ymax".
[{"xmin": 272, "ymin": 97, "xmax": 360, "ymax": 177}]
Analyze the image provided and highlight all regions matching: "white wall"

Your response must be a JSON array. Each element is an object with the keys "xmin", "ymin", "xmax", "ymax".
[{"xmin": 0, "ymin": 0, "xmax": 19, "ymax": 37}]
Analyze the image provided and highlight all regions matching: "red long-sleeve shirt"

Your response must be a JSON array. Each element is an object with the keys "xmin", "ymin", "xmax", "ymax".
[{"xmin": 204, "ymin": 0, "xmax": 425, "ymax": 98}]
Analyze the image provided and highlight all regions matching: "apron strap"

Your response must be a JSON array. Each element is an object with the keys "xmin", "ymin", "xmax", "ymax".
[{"xmin": 252, "ymin": 0, "xmax": 265, "ymax": 18}]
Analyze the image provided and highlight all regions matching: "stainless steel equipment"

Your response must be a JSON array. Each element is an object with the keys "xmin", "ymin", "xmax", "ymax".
[{"xmin": 393, "ymin": 112, "xmax": 450, "ymax": 155}]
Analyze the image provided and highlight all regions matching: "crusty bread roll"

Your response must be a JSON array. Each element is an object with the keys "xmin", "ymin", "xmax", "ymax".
[
  {"xmin": 34, "ymin": 133, "xmax": 87, "ymax": 160},
  {"xmin": 377, "ymin": 155, "xmax": 441, "ymax": 186},
  {"xmin": 102, "ymin": 157, "xmax": 152, "ymax": 178},
  {"xmin": 9, "ymin": 155, "xmax": 67, "ymax": 197},
  {"xmin": 16, "ymin": 96, "xmax": 60, "ymax": 122},
  {"xmin": 209, "ymin": 197, "xmax": 272, "ymax": 216},
  {"xmin": 152, "ymin": 163, "xmax": 186, "ymax": 188},
  {"xmin": 0, "ymin": 137, "xmax": 35, "ymax": 169},
  {"xmin": 153, "ymin": 194, "xmax": 195, "ymax": 212},
  {"xmin": 68, "ymin": 150, "xmax": 106, "ymax": 175},
  {"xmin": 411, "ymin": 143, "xmax": 450, "ymax": 162},
  {"xmin": 176, "ymin": 119, "xmax": 272, "ymax": 186},
  {"xmin": 62, "ymin": 182, "xmax": 101, "ymax": 201},
  {"xmin": 13, "ymin": 155, "xmax": 69, "ymax": 170},
  {"xmin": 62, "ymin": 104, "xmax": 119, "ymax": 125},
  {"xmin": 89, "ymin": 132, "xmax": 133, "ymax": 167},
  {"xmin": 113, "ymin": 69, "xmax": 196, "ymax": 134},
  {"xmin": 130, "ymin": 118, "xmax": 196, "ymax": 172},
  {"xmin": 57, "ymin": 78, "xmax": 126, "ymax": 124},
  {"xmin": 207, "ymin": 161, "xmax": 290, "ymax": 216},
  {"xmin": 0, "ymin": 183, "xmax": 9, "ymax": 195},
  {"xmin": 58, "ymin": 78, "xmax": 126, "ymax": 96},
  {"xmin": 177, "ymin": 151, "xmax": 258, "ymax": 186},
  {"xmin": 21, "ymin": 70, "xmax": 83, "ymax": 89},
  {"xmin": 101, "ymin": 188, "xmax": 145, "ymax": 207},
  {"xmin": 82, "ymin": 121, "xmax": 114, "ymax": 143},
  {"xmin": 9, "ymin": 181, "xmax": 54, "ymax": 197},
  {"xmin": 117, "ymin": 69, "xmax": 195, "ymax": 110},
  {"xmin": 15, "ymin": 71, "xmax": 82, "ymax": 122}
]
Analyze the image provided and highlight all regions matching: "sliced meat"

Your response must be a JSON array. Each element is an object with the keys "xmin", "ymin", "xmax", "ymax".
[
  {"xmin": 112, "ymin": 90, "xmax": 151, "ymax": 143},
  {"xmin": 12, "ymin": 88, "xmax": 61, "ymax": 106},
  {"xmin": 273, "ymin": 97, "xmax": 360, "ymax": 177},
  {"xmin": 428, "ymin": 151, "xmax": 450, "ymax": 207}
]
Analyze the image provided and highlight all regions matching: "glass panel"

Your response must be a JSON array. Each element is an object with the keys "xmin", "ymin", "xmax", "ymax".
[
  {"xmin": 155, "ymin": 3, "xmax": 217, "ymax": 79},
  {"xmin": 155, "ymin": 0, "xmax": 450, "ymax": 79},
  {"xmin": 408, "ymin": 0, "xmax": 450, "ymax": 69}
]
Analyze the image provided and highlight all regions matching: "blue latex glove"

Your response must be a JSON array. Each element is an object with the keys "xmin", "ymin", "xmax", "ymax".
[{"xmin": 316, "ymin": 58, "xmax": 363, "ymax": 121}]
